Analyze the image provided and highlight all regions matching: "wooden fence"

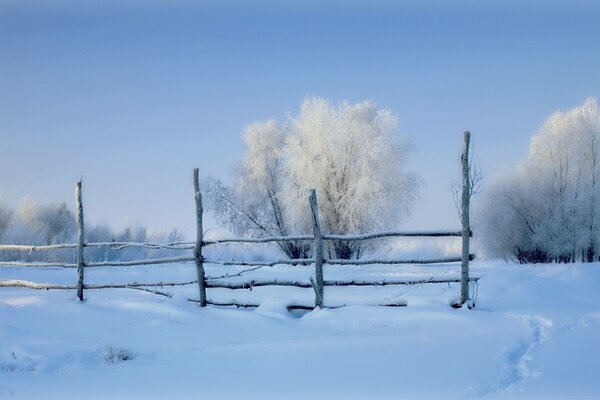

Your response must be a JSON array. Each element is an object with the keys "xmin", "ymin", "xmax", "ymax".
[{"xmin": 0, "ymin": 132, "xmax": 477, "ymax": 310}]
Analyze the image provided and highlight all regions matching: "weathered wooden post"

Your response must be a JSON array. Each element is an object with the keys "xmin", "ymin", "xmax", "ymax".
[
  {"xmin": 309, "ymin": 189, "xmax": 324, "ymax": 308},
  {"xmin": 193, "ymin": 168, "xmax": 207, "ymax": 307},
  {"xmin": 460, "ymin": 131, "xmax": 471, "ymax": 305},
  {"xmin": 76, "ymin": 179, "xmax": 85, "ymax": 301}
]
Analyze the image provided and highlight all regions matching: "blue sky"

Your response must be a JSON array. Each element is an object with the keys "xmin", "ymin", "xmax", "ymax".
[{"xmin": 1, "ymin": 0, "xmax": 599, "ymax": 237}]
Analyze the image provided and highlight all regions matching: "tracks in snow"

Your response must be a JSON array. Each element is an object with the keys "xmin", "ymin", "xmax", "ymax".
[
  {"xmin": 500, "ymin": 314, "xmax": 553, "ymax": 393},
  {"xmin": 470, "ymin": 314, "xmax": 553, "ymax": 399}
]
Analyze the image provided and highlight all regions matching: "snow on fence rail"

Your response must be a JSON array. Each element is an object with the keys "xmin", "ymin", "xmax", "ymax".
[{"xmin": 0, "ymin": 132, "xmax": 476, "ymax": 309}]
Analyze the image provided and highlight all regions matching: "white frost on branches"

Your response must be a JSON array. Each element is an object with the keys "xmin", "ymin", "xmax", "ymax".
[
  {"xmin": 204, "ymin": 120, "xmax": 310, "ymax": 258},
  {"xmin": 205, "ymin": 97, "xmax": 419, "ymax": 259},
  {"xmin": 285, "ymin": 98, "xmax": 418, "ymax": 258},
  {"xmin": 478, "ymin": 98, "xmax": 600, "ymax": 263}
]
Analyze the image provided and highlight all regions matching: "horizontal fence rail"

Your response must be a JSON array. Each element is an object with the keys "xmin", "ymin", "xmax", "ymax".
[
  {"xmin": 0, "ymin": 277, "xmax": 481, "ymax": 291},
  {"xmin": 0, "ymin": 261, "xmax": 78, "ymax": 268},
  {"xmin": 0, "ymin": 242, "xmax": 194, "ymax": 252},
  {"xmin": 87, "ymin": 256, "xmax": 195, "ymax": 267},
  {"xmin": 0, "ymin": 244, "xmax": 80, "ymax": 251},
  {"xmin": 205, "ymin": 277, "xmax": 480, "ymax": 290},
  {"xmin": 324, "ymin": 255, "xmax": 475, "ymax": 265},
  {"xmin": 322, "ymin": 230, "xmax": 466, "ymax": 240},
  {"xmin": 196, "ymin": 300, "xmax": 409, "ymax": 310},
  {"xmin": 0, "ymin": 133, "xmax": 475, "ymax": 309},
  {"xmin": 86, "ymin": 241, "xmax": 194, "ymax": 250},
  {"xmin": 201, "ymin": 230, "xmax": 469, "ymax": 246},
  {"xmin": 202, "ymin": 235, "xmax": 313, "ymax": 246},
  {"xmin": 0, "ymin": 230, "xmax": 465, "ymax": 253}
]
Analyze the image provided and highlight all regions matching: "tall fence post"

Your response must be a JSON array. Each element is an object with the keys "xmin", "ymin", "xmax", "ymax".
[
  {"xmin": 193, "ymin": 168, "xmax": 207, "ymax": 307},
  {"xmin": 76, "ymin": 179, "xmax": 85, "ymax": 301},
  {"xmin": 460, "ymin": 131, "xmax": 471, "ymax": 305},
  {"xmin": 309, "ymin": 190, "xmax": 324, "ymax": 308}
]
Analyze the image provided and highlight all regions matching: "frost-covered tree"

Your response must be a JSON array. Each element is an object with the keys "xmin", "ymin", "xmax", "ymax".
[
  {"xmin": 0, "ymin": 201, "xmax": 12, "ymax": 242},
  {"xmin": 205, "ymin": 98, "xmax": 418, "ymax": 260},
  {"xmin": 284, "ymin": 98, "xmax": 418, "ymax": 259},
  {"xmin": 36, "ymin": 203, "xmax": 77, "ymax": 245},
  {"xmin": 204, "ymin": 120, "xmax": 311, "ymax": 258},
  {"xmin": 0, "ymin": 200, "xmax": 76, "ymax": 262},
  {"xmin": 478, "ymin": 98, "xmax": 600, "ymax": 263},
  {"xmin": 86, "ymin": 223, "xmax": 116, "ymax": 261},
  {"xmin": 0, "ymin": 197, "xmax": 183, "ymax": 262},
  {"xmin": 5, "ymin": 199, "xmax": 77, "ymax": 245}
]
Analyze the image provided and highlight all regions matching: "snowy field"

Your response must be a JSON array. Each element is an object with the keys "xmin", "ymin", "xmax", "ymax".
[{"xmin": 1, "ymin": 261, "xmax": 600, "ymax": 399}]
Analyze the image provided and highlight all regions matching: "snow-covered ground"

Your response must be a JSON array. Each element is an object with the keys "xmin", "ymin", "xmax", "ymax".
[{"xmin": 1, "ymin": 261, "xmax": 600, "ymax": 399}]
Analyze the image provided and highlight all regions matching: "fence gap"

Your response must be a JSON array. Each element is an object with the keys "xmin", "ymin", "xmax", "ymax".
[
  {"xmin": 76, "ymin": 179, "xmax": 85, "ymax": 301},
  {"xmin": 460, "ymin": 131, "xmax": 471, "ymax": 305},
  {"xmin": 193, "ymin": 168, "xmax": 207, "ymax": 307},
  {"xmin": 309, "ymin": 189, "xmax": 324, "ymax": 308}
]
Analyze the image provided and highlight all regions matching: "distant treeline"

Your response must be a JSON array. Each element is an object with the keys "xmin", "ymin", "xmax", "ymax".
[{"xmin": 0, "ymin": 199, "xmax": 186, "ymax": 262}]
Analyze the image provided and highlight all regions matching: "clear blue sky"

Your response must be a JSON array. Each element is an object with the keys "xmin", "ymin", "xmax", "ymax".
[{"xmin": 1, "ymin": 0, "xmax": 599, "ymax": 237}]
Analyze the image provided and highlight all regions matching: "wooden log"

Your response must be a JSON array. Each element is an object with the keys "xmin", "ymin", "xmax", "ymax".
[
  {"xmin": 1, "ymin": 276, "xmax": 480, "ymax": 291},
  {"xmin": 0, "ymin": 261, "xmax": 77, "ymax": 268},
  {"xmin": 0, "ymin": 280, "xmax": 196, "ymax": 290},
  {"xmin": 322, "ymin": 230, "xmax": 463, "ymax": 240},
  {"xmin": 76, "ymin": 180, "xmax": 85, "ymax": 301},
  {"xmin": 0, "ymin": 255, "xmax": 473, "ymax": 269},
  {"xmin": 0, "ymin": 279, "xmax": 76, "ymax": 290},
  {"xmin": 202, "ymin": 231, "xmax": 462, "ymax": 246},
  {"xmin": 87, "ymin": 256, "xmax": 195, "ymax": 267},
  {"xmin": 202, "ymin": 235, "xmax": 313, "ymax": 246},
  {"xmin": 206, "ymin": 280, "xmax": 312, "ymax": 289},
  {"xmin": 0, "ymin": 233, "xmax": 469, "ymax": 253},
  {"xmin": 326, "ymin": 277, "xmax": 480, "ymax": 286},
  {"xmin": 203, "ymin": 258, "xmax": 314, "ymax": 267},
  {"xmin": 1, "ymin": 276, "xmax": 479, "ymax": 292},
  {"xmin": 309, "ymin": 190, "xmax": 324, "ymax": 308},
  {"xmin": 0, "ymin": 242, "xmax": 195, "ymax": 252},
  {"xmin": 0, "ymin": 280, "xmax": 180, "ymax": 297},
  {"xmin": 324, "ymin": 255, "xmax": 474, "ymax": 265},
  {"xmin": 200, "ymin": 230, "xmax": 465, "ymax": 247},
  {"xmin": 0, "ymin": 244, "xmax": 79, "ymax": 251},
  {"xmin": 85, "ymin": 281, "xmax": 197, "ymax": 288},
  {"xmin": 85, "ymin": 241, "xmax": 195, "ymax": 250},
  {"xmin": 204, "ymin": 277, "xmax": 480, "ymax": 290},
  {"xmin": 461, "ymin": 131, "xmax": 471, "ymax": 306},
  {"xmin": 193, "ymin": 168, "xmax": 207, "ymax": 307},
  {"xmin": 193, "ymin": 299, "xmax": 408, "ymax": 309}
]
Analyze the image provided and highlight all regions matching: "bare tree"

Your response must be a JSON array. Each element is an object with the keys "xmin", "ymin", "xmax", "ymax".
[{"xmin": 452, "ymin": 139, "xmax": 484, "ymax": 223}]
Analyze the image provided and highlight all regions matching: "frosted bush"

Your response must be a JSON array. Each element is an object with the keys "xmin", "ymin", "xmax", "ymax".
[{"xmin": 477, "ymin": 98, "xmax": 600, "ymax": 263}]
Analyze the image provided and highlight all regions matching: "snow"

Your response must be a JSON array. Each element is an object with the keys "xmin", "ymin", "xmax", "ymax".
[{"xmin": 1, "ymin": 261, "xmax": 600, "ymax": 399}]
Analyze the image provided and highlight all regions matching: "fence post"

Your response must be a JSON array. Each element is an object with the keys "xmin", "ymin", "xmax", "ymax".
[
  {"xmin": 460, "ymin": 131, "xmax": 471, "ymax": 305},
  {"xmin": 76, "ymin": 180, "xmax": 85, "ymax": 301},
  {"xmin": 193, "ymin": 168, "xmax": 207, "ymax": 307},
  {"xmin": 309, "ymin": 189, "xmax": 324, "ymax": 308}
]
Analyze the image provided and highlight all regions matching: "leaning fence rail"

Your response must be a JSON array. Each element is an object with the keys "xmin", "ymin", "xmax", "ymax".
[{"xmin": 0, "ymin": 132, "xmax": 475, "ymax": 309}]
